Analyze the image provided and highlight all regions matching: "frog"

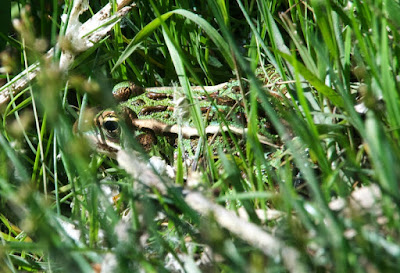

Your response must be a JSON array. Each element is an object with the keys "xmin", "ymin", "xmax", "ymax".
[{"xmin": 79, "ymin": 66, "xmax": 286, "ymax": 166}]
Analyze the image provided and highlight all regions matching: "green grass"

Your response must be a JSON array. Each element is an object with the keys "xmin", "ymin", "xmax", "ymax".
[{"xmin": 1, "ymin": 0, "xmax": 400, "ymax": 272}]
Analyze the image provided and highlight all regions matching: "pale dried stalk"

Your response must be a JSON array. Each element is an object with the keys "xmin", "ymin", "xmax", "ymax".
[
  {"xmin": 0, "ymin": 0, "xmax": 134, "ymax": 109},
  {"xmin": 59, "ymin": 0, "xmax": 134, "ymax": 69},
  {"xmin": 117, "ymin": 149, "xmax": 307, "ymax": 273},
  {"xmin": 185, "ymin": 191, "xmax": 306, "ymax": 273}
]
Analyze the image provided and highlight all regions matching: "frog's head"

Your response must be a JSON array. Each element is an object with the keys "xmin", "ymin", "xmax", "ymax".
[{"xmin": 74, "ymin": 107, "xmax": 138, "ymax": 157}]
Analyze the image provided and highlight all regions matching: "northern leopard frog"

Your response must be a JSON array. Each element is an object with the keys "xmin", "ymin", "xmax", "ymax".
[{"xmin": 80, "ymin": 66, "xmax": 285, "ymax": 162}]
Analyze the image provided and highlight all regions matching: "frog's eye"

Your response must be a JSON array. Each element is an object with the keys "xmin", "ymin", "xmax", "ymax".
[{"xmin": 102, "ymin": 117, "xmax": 120, "ymax": 140}]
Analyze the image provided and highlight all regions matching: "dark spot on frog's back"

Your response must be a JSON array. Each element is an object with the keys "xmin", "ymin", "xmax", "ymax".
[
  {"xmin": 216, "ymin": 96, "xmax": 236, "ymax": 106},
  {"xmin": 231, "ymin": 85, "xmax": 240, "ymax": 92},
  {"xmin": 199, "ymin": 92, "xmax": 236, "ymax": 106},
  {"xmin": 113, "ymin": 82, "xmax": 145, "ymax": 102},
  {"xmin": 139, "ymin": 105, "xmax": 168, "ymax": 115},
  {"xmin": 146, "ymin": 92, "xmax": 173, "ymax": 100}
]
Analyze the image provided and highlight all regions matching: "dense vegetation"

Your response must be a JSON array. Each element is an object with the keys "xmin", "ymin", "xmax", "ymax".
[{"xmin": 1, "ymin": 0, "xmax": 400, "ymax": 272}]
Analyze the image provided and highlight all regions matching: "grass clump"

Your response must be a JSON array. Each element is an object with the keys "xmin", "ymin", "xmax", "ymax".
[{"xmin": 1, "ymin": 0, "xmax": 400, "ymax": 272}]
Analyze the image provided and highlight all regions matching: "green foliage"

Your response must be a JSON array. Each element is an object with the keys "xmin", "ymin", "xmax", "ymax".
[{"xmin": 1, "ymin": 0, "xmax": 400, "ymax": 272}]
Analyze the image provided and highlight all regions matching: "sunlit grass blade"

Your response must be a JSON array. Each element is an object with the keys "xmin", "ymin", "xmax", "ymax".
[
  {"xmin": 112, "ymin": 9, "xmax": 234, "ymax": 72},
  {"xmin": 365, "ymin": 112, "xmax": 400, "ymax": 197},
  {"xmin": 161, "ymin": 28, "xmax": 204, "ymax": 135},
  {"xmin": 280, "ymin": 51, "xmax": 345, "ymax": 108}
]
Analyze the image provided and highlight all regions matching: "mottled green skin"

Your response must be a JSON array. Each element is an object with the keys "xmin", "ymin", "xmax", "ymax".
[
  {"xmin": 114, "ymin": 64, "xmax": 284, "ymax": 131},
  {"xmin": 108, "ymin": 67, "xmax": 285, "ymax": 160},
  {"xmin": 113, "ymin": 81, "xmax": 242, "ymax": 161},
  {"xmin": 117, "ymin": 80, "xmax": 245, "ymax": 127}
]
